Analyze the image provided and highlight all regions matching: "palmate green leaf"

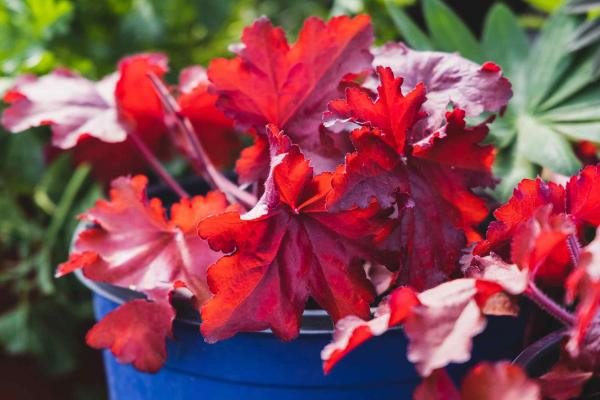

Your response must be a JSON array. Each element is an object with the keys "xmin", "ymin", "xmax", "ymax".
[
  {"xmin": 384, "ymin": 0, "xmax": 433, "ymax": 50},
  {"xmin": 540, "ymin": 45, "xmax": 600, "ymax": 110},
  {"xmin": 516, "ymin": 115, "xmax": 582, "ymax": 175},
  {"xmin": 526, "ymin": 8, "xmax": 580, "ymax": 109},
  {"xmin": 552, "ymin": 120, "xmax": 600, "ymax": 141},
  {"xmin": 422, "ymin": 0, "xmax": 483, "ymax": 61},
  {"xmin": 568, "ymin": 18, "xmax": 600, "ymax": 52},
  {"xmin": 542, "ymin": 84, "xmax": 600, "ymax": 121},
  {"xmin": 482, "ymin": 4, "xmax": 528, "ymax": 75}
]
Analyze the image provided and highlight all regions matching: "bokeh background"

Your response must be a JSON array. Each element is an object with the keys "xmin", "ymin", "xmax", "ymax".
[{"xmin": 0, "ymin": 0, "xmax": 574, "ymax": 398}]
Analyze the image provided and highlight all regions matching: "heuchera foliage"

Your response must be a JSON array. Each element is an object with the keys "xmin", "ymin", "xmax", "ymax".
[
  {"xmin": 9, "ymin": 13, "xmax": 584, "ymax": 397},
  {"xmin": 323, "ymin": 164, "xmax": 600, "ymax": 397},
  {"xmin": 2, "ymin": 54, "xmax": 237, "ymax": 182}
]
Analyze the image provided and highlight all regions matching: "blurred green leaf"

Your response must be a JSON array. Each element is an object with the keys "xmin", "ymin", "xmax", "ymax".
[
  {"xmin": 384, "ymin": 0, "xmax": 433, "ymax": 50},
  {"xmin": 482, "ymin": 4, "xmax": 528, "ymax": 75},
  {"xmin": 526, "ymin": 8, "xmax": 579, "ymax": 109},
  {"xmin": 516, "ymin": 115, "xmax": 581, "ymax": 175},
  {"xmin": 422, "ymin": 0, "xmax": 482, "ymax": 61}
]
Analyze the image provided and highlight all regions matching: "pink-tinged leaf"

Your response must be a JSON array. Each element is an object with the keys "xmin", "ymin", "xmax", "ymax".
[
  {"xmin": 59, "ymin": 175, "xmax": 236, "ymax": 304},
  {"xmin": 371, "ymin": 42, "xmax": 512, "ymax": 139},
  {"xmin": 321, "ymin": 287, "xmax": 419, "ymax": 374},
  {"xmin": 198, "ymin": 127, "xmax": 394, "ymax": 343},
  {"xmin": 177, "ymin": 66, "xmax": 240, "ymax": 168},
  {"xmin": 209, "ymin": 15, "xmax": 374, "ymax": 180},
  {"xmin": 460, "ymin": 362, "xmax": 541, "ymax": 400},
  {"xmin": 322, "ymin": 278, "xmax": 508, "ymax": 376},
  {"xmin": 364, "ymin": 261, "xmax": 398, "ymax": 295},
  {"xmin": 413, "ymin": 369, "xmax": 461, "ymax": 400},
  {"xmin": 566, "ymin": 229, "xmax": 600, "ymax": 356},
  {"xmin": 405, "ymin": 279, "xmax": 487, "ymax": 377},
  {"xmin": 3, "ymin": 53, "xmax": 171, "ymax": 183},
  {"xmin": 57, "ymin": 175, "xmax": 238, "ymax": 371},
  {"xmin": 468, "ymin": 254, "xmax": 528, "ymax": 296},
  {"xmin": 2, "ymin": 70, "xmax": 128, "ymax": 148},
  {"xmin": 539, "ymin": 362, "xmax": 592, "ymax": 400},
  {"xmin": 86, "ymin": 299, "xmax": 175, "ymax": 373}
]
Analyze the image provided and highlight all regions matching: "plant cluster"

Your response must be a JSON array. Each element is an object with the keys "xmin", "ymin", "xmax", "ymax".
[{"xmin": 3, "ymin": 8, "xmax": 600, "ymax": 399}]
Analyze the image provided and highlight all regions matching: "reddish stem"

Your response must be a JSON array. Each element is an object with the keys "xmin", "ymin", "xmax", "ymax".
[
  {"xmin": 127, "ymin": 130, "xmax": 189, "ymax": 198},
  {"xmin": 146, "ymin": 72, "xmax": 257, "ymax": 209},
  {"xmin": 567, "ymin": 234, "xmax": 581, "ymax": 267},
  {"xmin": 525, "ymin": 281, "xmax": 575, "ymax": 327}
]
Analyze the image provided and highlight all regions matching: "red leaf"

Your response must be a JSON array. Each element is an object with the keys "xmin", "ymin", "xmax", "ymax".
[
  {"xmin": 460, "ymin": 362, "xmax": 541, "ymax": 400},
  {"xmin": 115, "ymin": 53, "xmax": 168, "ymax": 132},
  {"xmin": 198, "ymin": 126, "xmax": 393, "ymax": 342},
  {"xmin": 567, "ymin": 164, "xmax": 600, "ymax": 227},
  {"xmin": 326, "ymin": 66, "xmax": 496, "ymax": 289},
  {"xmin": 209, "ymin": 15, "xmax": 374, "ymax": 179},
  {"xmin": 474, "ymin": 179, "xmax": 568, "ymax": 273},
  {"xmin": 235, "ymin": 129, "xmax": 270, "ymax": 184},
  {"xmin": 566, "ymin": 230, "xmax": 600, "ymax": 356},
  {"xmin": 86, "ymin": 299, "xmax": 175, "ymax": 373},
  {"xmin": 371, "ymin": 43, "xmax": 512, "ymax": 139},
  {"xmin": 177, "ymin": 66, "xmax": 240, "ymax": 168},
  {"xmin": 326, "ymin": 66, "xmax": 426, "ymax": 155},
  {"xmin": 57, "ymin": 176, "xmax": 237, "ymax": 370},
  {"xmin": 476, "ymin": 165, "xmax": 600, "ymax": 287}
]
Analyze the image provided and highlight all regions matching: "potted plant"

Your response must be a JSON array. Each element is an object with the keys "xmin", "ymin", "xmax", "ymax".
[{"xmin": 1, "ymin": 9, "xmax": 594, "ymax": 400}]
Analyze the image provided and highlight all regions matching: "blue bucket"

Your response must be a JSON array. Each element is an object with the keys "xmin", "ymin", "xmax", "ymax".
[{"xmin": 81, "ymin": 275, "xmax": 527, "ymax": 400}]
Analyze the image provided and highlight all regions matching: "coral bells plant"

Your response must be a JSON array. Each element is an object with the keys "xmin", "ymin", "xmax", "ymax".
[{"xmin": 6, "ymin": 12, "xmax": 590, "ymax": 397}]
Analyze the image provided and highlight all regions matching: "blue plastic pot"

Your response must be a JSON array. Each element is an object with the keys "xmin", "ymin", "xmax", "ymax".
[{"xmin": 79, "ymin": 274, "xmax": 527, "ymax": 400}]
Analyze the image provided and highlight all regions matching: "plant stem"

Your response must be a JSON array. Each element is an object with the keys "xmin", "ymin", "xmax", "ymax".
[
  {"xmin": 146, "ymin": 72, "xmax": 257, "ymax": 209},
  {"xmin": 525, "ymin": 281, "xmax": 575, "ymax": 327},
  {"xmin": 567, "ymin": 234, "xmax": 581, "ymax": 267},
  {"xmin": 127, "ymin": 130, "xmax": 189, "ymax": 198}
]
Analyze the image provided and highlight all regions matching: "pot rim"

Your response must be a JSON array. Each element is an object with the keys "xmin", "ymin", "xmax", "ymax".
[
  {"xmin": 512, "ymin": 329, "xmax": 566, "ymax": 375},
  {"xmin": 76, "ymin": 267, "xmax": 401, "ymax": 336},
  {"xmin": 72, "ymin": 206, "xmax": 401, "ymax": 336},
  {"xmin": 76, "ymin": 269, "xmax": 340, "ymax": 334}
]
